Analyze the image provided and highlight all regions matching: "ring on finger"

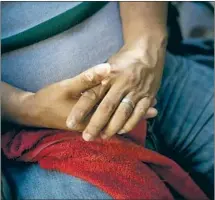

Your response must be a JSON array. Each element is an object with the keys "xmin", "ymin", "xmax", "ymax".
[{"xmin": 121, "ymin": 97, "xmax": 135, "ymax": 110}]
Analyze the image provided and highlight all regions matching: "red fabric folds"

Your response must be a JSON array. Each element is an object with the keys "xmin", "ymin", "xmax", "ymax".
[{"xmin": 2, "ymin": 121, "xmax": 208, "ymax": 200}]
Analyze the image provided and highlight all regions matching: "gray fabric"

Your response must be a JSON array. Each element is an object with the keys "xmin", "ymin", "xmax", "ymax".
[
  {"xmin": 1, "ymin": 2, "xmax": 214, "ymax": 199},
  {"xmin": 2, "ymin": 2, "xmax": 123, "ymax": 92},
  {"xmin": 3, "ymin": 52, "xmax": 214, "ymax": 199},
  {"xmin": 1, "ymin": 2, "xmax": 81, "ymax": 38}
]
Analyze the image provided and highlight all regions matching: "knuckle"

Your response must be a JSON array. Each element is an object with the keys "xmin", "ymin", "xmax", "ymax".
[
  {"xmin": 119, "ymin": 106, "xmax": 133, "ymax": 118},
  {"xmin": 139, "ymin": 106, "xmax": 148, "ymax": 114},
  {"xmin": 82, "ymin": 89, "xmax": 97, "ymax": 101},
  {"xmin": 82, "ymin": 71, "xmax": 98, "ymax": 85},
  {"xmin": 100, "ymin": 98, "xmax": 116, "ymax": 114},
  {"xmin": 137, "ymin": 98, "xmax": 151, "ymax": 115},
  {"xmin": 80, "ymin": 73, "xmax": 91, "ymax": 87},
  {"xmin": 74, "ymin": 108, "xmax": 86, "ymax": 121},
  {"xmin": 101, "ymin": 103, "xmax": 115, "ymax": 114},
  {"xmin": 78, "ymin": 109, "xmax": 85, "ymax": 119},
  {"xmin": 128, "ymin": 73, "xmax": 136, "ymax": 83},
  {"xmin": 125, "ymin": 70, "xmax": 136, "ymax": 84}
]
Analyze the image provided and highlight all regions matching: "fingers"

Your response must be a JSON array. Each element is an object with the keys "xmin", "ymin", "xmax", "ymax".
[
  {"xmin": 144, "ymin": 107, "xmax": 158, "ymax": 119},
  {"xmin": 117, "ymin": 97, "xmax": 153, "ymax": 135},
  {"xmin": 82, "ymin": 82, "xmax": 127, "ymax": 141},
  {"xmin": 101, "ymin": 96, "xmax": 157, "ymax": 139},
  {"xmin": 66, "ymin": 84, "xmax": 110, "ymax": 129},
  {"xmin": 152, "ymin": 98, "xmax": 157, "ymax": 107},
  {"xmin": 101, "ymin": 93, "xmax": 137, "ymax": 139},
  {"xmin": 59, "ymin": 63, "xmax": 111, "ymax": 95}
]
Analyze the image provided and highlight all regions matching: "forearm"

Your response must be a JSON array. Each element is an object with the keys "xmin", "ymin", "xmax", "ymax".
[
  {"xmin": 120, "ymin": 2, "xmax": 168, "ymax": 49},
  {"xmin": 1, "ymin": 82, "xmax": 35, "ymax": 125}
]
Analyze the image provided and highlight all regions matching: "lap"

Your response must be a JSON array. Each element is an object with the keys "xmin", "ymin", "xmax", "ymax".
[
  {"xmin": 152, "ymin": 52, "xmax": 214, "ymax": 197},
  {"xmin": 3, "ymin": 52, "xmax": 214, "ymax": 199}
]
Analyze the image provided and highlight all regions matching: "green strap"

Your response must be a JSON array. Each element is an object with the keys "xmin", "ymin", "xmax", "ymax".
[{"xmin": 1, "ymin": 2, "xmax": 108, "ymax": 53}]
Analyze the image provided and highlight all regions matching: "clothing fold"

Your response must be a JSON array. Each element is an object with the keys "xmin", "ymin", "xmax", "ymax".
[{"xmin": 2, "ymin": 120, "xmax": 208, "ymax": 200}]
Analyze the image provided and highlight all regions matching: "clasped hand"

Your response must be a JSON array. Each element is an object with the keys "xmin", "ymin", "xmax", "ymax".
[{"xmin": 67, "ymin": 43, "xmax": 165, "ymax": 141}]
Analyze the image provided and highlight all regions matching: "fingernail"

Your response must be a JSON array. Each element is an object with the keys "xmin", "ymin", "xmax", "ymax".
[
  {"xmin": 117, "ymin": 129, "xmax": 125, "ymax": 135},
  {"xmin": 85, "ymin": 72, "xmax": 94, "ymax": 81},
  {"xmin": 95, "ymin": 63, "xmax": 111, "ymax": 75},
  {"xmin": 83, "ymin": 132, "xmax": 93, "ymax": 141},
  {"xmin": 67, "ymin": 118, "xmax": 76, "ymax": 129},
  {"xmin": 101, "ymin": 79, "xmax": 109, "ymax": 85},
  {"xmin": 101, "ymin": 134, "xmax": 109, "ymax": 140}
]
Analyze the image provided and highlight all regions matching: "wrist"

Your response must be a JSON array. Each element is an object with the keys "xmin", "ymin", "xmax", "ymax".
[
  {"xmin": 14, "ymin": 92, "xmax": 39, "ymax": 126},
  {"xmin": 124, "ymin": 30, "xmax": 168, "ymax": 50},
  {"xmin": 124, "ymin": 26, "xmax": 168, "ymax": 46}
]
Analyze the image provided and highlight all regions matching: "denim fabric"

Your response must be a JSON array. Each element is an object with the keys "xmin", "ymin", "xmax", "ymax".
[
  {"xmin": 152, "ymin": 52, "xmax": 214, "ymax": 198},
  {"xmin": 3, "ymin": 161, "xmax": 112, "ymax": 200},
  {"xmin": 1, "ymin": 172, "xmax": 12, "ymax": 200},
  {"xmin": 2, "ymin": 2, "xmax": 214, "ymax": 199},
  {"xmin": 3, "ymin": 52, "xmax": 214, "ymax": 199}
]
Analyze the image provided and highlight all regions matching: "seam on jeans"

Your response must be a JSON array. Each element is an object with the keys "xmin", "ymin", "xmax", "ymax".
[{"xmin": 146, "ymin": 120, "xmax": 159, "ymax": 152}]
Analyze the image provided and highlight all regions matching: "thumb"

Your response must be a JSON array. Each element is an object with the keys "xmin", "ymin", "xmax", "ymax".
[{"xmin": 60, "ymin": 63, "xmax": 111, "ymax": 95}]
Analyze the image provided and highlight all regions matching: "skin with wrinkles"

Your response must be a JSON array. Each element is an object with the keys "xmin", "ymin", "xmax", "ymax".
[
  {"xmin": 68, "ymin": 2, "xmax": 168, "ymax": 141},
  {"xmin": 2, "ymin": 3, "xmax": 166, "ymax": 136},
  {"xmin": 1, "ymin": 64, "xmax": 110, "ymax": 130},
  {"xmin": 2, "ymin": 63, "xmax": 157, "ymax": 131}
]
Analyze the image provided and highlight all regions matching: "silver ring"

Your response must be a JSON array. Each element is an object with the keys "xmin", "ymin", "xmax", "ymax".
[{"xmin": 121, "ymin": 98, "xmax": 135, "ymax": 109}]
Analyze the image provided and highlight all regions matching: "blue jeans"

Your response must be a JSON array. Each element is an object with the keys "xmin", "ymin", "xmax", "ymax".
[
  {"xmin": 3, "ymin": 52, "xmax": 214, "ymax": 199},
  {"xmin": 151, "ymin": 52, "xmax": 214, "ymax": 198}
]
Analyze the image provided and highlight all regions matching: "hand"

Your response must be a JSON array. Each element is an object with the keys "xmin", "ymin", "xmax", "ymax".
[
  {"xmin": 67, "ymin": 37, "xmax": 166, "ymax": 141},
  {"xmin": 20, "ymin": 63, "xmax": 111, "ymax": 130}
]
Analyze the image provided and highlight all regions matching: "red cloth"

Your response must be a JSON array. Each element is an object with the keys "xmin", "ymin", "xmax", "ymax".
[{"xmin": 2, "ymin": 121, "xmax": 208, "ymax": 200}]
